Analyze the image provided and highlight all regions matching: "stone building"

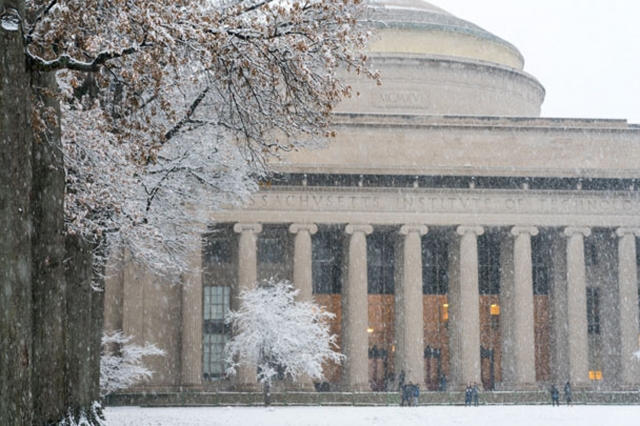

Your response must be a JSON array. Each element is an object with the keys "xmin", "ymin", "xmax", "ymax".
[{"xmin": 104, "ymin": 0, "xmax": 640, "ymax": 393}]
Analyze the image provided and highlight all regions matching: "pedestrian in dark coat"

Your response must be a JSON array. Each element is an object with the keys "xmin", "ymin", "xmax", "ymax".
[
  {"xmin": 439, "ymin": 374, "xmax": 448, "ymax": 391},
  {"xmin": 398, "ymin": 370, "xmax": 405, "ymax": 391},
  {"xmin": 464, "ymin": 384, "xmax": 472, "ymax": 406},
  {"xmin": 563, "ymin": 381, "xmax": 573, "ymax": 406},
  {"xmin": 400, "ymin": 384, "xmax": 408, "ymax": 406},
  {"xmin": 413, "ymin": 384, "xmax": 420, "ymax": 407},
  {"xmin": 550, "ymin": 385, "xmax": 560, "ymax": 406},
  {"xmin": 472, "ymin": 382, "xmax": 479, "ymax": 406}
]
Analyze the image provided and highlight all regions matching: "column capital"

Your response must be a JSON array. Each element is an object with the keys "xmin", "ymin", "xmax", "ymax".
[
  {"xmin": 564, "ymin": 227, "xmax": 591, "ymax": 238},
  {"xmin": 615, "ymin": 227, "xmax": 640, "ymax": 238},
  {"xmin": 233, "ymin": 223, "xmax": 262, "ymax": 234},
  {"xmin": 456, "ymin": 225, "xmax": 484, "ymax": 237},
  {"xmin": 289, "ymin": 223, "xmax": 318, "ymax": 235},
  {"xmin": 510, "ymin": 226, "xmax": 539, "ymax": 237},
  {"xmin": 400, "ymin": 224, "xmax": 428, "ymax": 236},
  {"xmin": 345, "ymin": 223, "xmax": 373, "ymax": 235}
]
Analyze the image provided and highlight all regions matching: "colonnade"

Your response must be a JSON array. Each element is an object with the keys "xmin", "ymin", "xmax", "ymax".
[{"xmin": 198, "ymin": 222, "xmax": 640, "ymax": 391}]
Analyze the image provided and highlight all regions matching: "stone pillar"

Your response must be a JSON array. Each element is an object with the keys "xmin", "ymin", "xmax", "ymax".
[
  {"xmin": 289, "ymin": 224, "xmax": 318, "ymax": 302},
  {"xmin": 549, "ymin": 234, "xmax": 569, "ymax": 384},
  {"xmin": 616, "ymin": 228, "xmax": 640, "ymax": 387},
  {"xmin": 502, "ymin": 226, "xmax": 538, "ymax": 388},
  {"xmin": 289, "ymin": 223, "xmax": 318, "ymax": 390},
  {"xmin": 395, "ymin": 225, "xmax": 428, "ymax": 386},
  {"xmin": 232, "ymin": 223, "xmax": 262, "ymax": 390},
  {"xmin": 342, "ymin": 224, "xmax": 373, "ymax": 391},
  {"xmin": 180, "ymin": 235, "xmax": 204, "ymax": 387},
  {"xmin": 564, "ymin": 227, "xmax": 591, "ymax": 386},
  {"xmin": 450, "ymin": 226, "xmax": 484, "ymax": 388}
]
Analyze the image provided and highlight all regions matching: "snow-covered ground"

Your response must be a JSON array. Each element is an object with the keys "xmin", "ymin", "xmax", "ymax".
[{"xmin": 105, "ymin": 405, "xmax": 639, "ymax": 426}]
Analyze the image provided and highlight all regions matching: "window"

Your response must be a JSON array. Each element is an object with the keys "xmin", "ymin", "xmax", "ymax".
[
  {"xmin": 258, "ymin": 237, "xmax": 285, "ymax": 264},
  {"xmin": 585, "ymin": 241, "xmax": 598, "ymax": 266},
  {"xmin": 203, "ymin": 237, "xmax": 231, "ymax": 264},
  {"xmin": 312, "ymin": 229, "xmax": 343, "ymax": 294},
  {"xmin": 587, "ymin": 287, "xmax": 600, "ymax": 335},
  {"xmin": 532, "ymin": 236, "xmax": 550, "ymax": 295},
  {"xmin": 367, "ymin": 232, "xmax": 395, "ymax": 294},
  {"xmin": 478, "ymin": 234, "xmax": 501, "ymax": 295},
  {"xmin": 203, "ymin": 286, "xmax": 231, "ymax": 380},
  {"xmin": 422, "ymin": 237, "xmax": 448, "ymax": 295}
]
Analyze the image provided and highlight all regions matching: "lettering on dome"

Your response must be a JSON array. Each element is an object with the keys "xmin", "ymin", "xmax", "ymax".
[
  {"xmin": 247, "ymin": 192, "xmax": 640, "ymax": 217},
  {"xmin": 378, "ymin": 91, "xmax": 426, "ymax": 107}
]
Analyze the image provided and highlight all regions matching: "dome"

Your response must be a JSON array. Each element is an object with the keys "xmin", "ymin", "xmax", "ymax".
[
  {"xmin": 366, "ymin": 0, "xmax": 524, "ymax": 69},
  {"xmin": 336, "ymin": 0, "xmax": 545, "ymax": 117}
]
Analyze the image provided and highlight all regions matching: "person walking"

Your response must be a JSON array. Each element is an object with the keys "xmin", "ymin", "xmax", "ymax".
[
  {"xmin": 550, "ymin": 385, "xmax": 560, "ymax": 406},
  {"xmin": 413, "ymin": 383, "xmax": 420, "ymax": 407},
  {"xmin": 439, "ymin": 374, "xmax": 448, "ymax": 392},
  {"xmin": 400, "ymin": 383, "xmax": 409, "ymax": 407},
  {"xmin": 398, "ymin": 370, "xmax": 405, "ymax": 391},
  {"xmin": 464, "ymin": 384, "xmax": 472, "ymax": 406},
  {"xmin": 563, "ymin": 381, "xmax": 573, "ymax": 406},
  {"xmin": 472, "ymin": 382, "xmax": 479, "ymax": 407}
]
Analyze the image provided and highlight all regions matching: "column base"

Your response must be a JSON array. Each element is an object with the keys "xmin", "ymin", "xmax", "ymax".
[
  {"xmin": 495, "ymin": 382, "xmax": 540, "ymax": 391},
  {"xmin": 338, "ymin": 383, "xmax": 372, "ymax": 392},
  {"xmin": 230, "ymin": 383, "xmax": 260, "ymax": 392},
  {"xmin": 285, "ymin": 380, "xmax": 317, "ymax": 392}
]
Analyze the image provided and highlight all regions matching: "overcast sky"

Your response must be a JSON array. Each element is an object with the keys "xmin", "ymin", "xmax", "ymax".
[{"xmin": 439, "ymin": 0, "xmax": 640, "ymax": 123}]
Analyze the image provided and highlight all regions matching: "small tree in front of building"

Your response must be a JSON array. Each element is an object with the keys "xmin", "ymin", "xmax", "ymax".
[{"xmin": 225, "ymin": 279, "xmax": 343, "ymax": 405}]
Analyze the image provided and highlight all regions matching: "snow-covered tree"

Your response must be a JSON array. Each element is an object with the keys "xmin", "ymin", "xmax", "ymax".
[
  {"xmin": 225, "ymin": 279, "xmax": 344, "ymax": 405},
  {"xmin": 100, "ymin": 332, "xmax": 165, "ymax": 397},
  {"xmin": 1, "ymin": 0, "xmax": 375, "ymax": 423}
]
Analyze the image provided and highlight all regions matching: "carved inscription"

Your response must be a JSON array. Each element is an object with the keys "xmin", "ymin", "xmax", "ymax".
[
  {"xmin": 249, "ymin": 193, "xmax": 640, "ymax": 216},
  {"xmin": 379, "ymin": 91, "xmax": 426, "ymax": 106}
]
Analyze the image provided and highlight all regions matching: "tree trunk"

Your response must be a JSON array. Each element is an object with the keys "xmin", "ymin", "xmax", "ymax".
[
  {"xmin": 0, "ymin": 0, "xmax": 34, "ymax": 423},
  {"xmin": 31, "ymin": 68, "xmax": 68, "ymax": 424},
  {"xmin": 263, "ymin": 381, "xmax": 271, "ymax": 407},
  {"xmin": 64, "ymin": 235, "xmax": 106, "ymax": 424}
]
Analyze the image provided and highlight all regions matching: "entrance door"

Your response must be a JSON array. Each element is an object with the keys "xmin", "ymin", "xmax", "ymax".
[
  {"xmin": 368, "ymin": 345, "xmax": 389, "ymax": 391},
  {"xmin": 424, "ymin": 345, "xmax": 442, "ymax": 391},
  {"xmin": 480, "ymin": 346, "xmax": 495, "ymax": 390}
]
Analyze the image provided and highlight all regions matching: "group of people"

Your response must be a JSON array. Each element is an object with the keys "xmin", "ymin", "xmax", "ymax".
[
  {"xmin": 396, "ymin": 373, "xmax": 575, "ymax": 407},
  {"xmin": 398, "ymin": 371, "xmax": 420, "ymax": 407},
  {"xmin": 464, "ymin": 383, "xmax": 480, "ymax": 406},
  {"xmin": 550, "ymin": 382, "xmax": 573, "ymax": 406}
]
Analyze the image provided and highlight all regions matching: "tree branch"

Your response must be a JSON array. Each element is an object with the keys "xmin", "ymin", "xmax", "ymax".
[
  {"xmin": 27, "ymin": 42, "xmax": 150, "ymax": 72},
  {"xmin": 163, "ymin": 86, "xmax": 211, "ymax": 142}
]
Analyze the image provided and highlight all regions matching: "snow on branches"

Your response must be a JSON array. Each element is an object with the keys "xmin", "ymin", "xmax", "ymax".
[
  {"xmin": 23, "ymin": 0, "xmax": 376, "ymax": 277},
  {"xmin": 100, "ymin": 331, "xmax": 165, "ymax": 397},
  {"xmin": 224, "ymin": 279, "xmax": 344, "ymax": 385}
]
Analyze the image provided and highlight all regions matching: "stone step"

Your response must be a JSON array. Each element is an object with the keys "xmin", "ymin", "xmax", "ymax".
[{"xmin": 106, "ymin": 390, "xmax": 640, "ymax": 407}]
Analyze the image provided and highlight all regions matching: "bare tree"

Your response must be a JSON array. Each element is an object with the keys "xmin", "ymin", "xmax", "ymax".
[{"xmin": 1, "ymin": 0, "xmax": 375, "ymax": 423}]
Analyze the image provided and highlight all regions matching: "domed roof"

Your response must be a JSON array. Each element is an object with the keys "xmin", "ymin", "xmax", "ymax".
[{"xmin": 367, "ymin": 0, "xmax": 524, "ymax": 70}]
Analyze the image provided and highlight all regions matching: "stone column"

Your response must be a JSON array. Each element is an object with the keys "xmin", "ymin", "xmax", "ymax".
[
  {"xmin": 289, "ymin": 223, "xmax": 318, "ymax": 390},
  {"xmin": 450, "ymin": 226, "xmax": 484, "ymax": 388},
  {"xmin": 395, "ymin": 225, "xmax": 428, "ymax": 386},
  {"xmin": 342, "ymin": 224, "xmax": 373, "ymax": 391},
  {"xmin": 502, "ymin": 226, "xmax": 538, "ymax": 388},
  {"xmin": 289, "ymin": 224, "xmax": 318, "ymax": 302},
  {"xmin": 180, "ymin": 235, "xmax": 204, "ymax": 387},
  {"xmin": 232, "ymin": 223, "xmax": 262, "ymax": 390},
  {"xmin": 564, "ymin": 227, "xmax": 591, "ymax": 386},
  {"xmin": 616, "ymin": 228, "xmax": 640, "ymax": 387}
]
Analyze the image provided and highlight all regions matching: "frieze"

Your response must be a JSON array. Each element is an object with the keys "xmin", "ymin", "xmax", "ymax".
[{"xmin": 246, "ymin": 191, "xmax": 640, "ymax": 216}]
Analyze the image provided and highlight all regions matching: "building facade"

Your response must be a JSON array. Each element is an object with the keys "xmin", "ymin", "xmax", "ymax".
[{"xmin": 104, "ymin": 0, "xmax": 640, "ymax": 392}]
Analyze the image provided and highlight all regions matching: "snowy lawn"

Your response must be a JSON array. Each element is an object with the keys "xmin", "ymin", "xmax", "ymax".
[{"xmin": 105, "ymin": 405, "xmax": 640, "ymax": 426}]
